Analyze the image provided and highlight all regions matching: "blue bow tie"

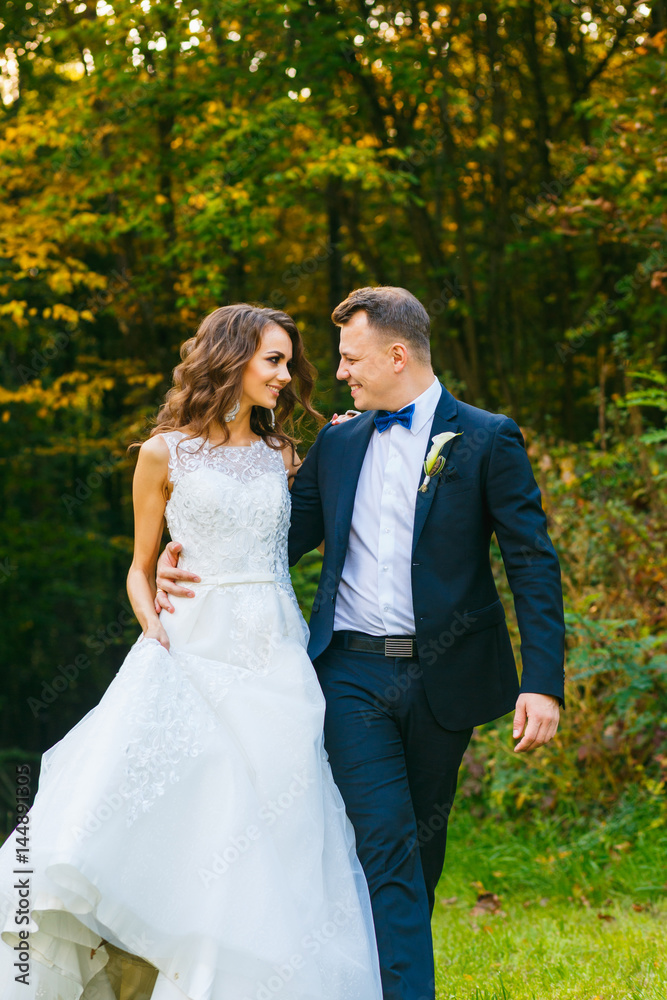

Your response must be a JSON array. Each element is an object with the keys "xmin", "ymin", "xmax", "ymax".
[{"xmin": 374, "ymin": 403, "xmax": 415, "ymax": 434}]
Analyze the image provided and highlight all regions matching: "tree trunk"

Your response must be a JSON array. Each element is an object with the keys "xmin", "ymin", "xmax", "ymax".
[{"xmin": 327, "ymin": 178, "xmax": 345, "ymax": 371}]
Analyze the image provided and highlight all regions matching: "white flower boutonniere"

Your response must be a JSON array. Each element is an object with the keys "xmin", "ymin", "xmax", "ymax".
[{"xmin": 418, "ymin": 431, "xmax": 463, "ymax": 493}]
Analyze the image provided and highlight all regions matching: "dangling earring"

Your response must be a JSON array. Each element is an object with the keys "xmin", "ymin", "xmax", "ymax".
[
  {"xmin": 223, "ymin": 400, "xmax": 240, "ymax": 422},
  {"xmin": 268, "ymin": 408, "xmax": 276, "ymax": 429}
]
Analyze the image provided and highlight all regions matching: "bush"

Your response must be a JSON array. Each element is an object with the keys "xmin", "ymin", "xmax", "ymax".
[{"xmin": 459, "ymin": 434, "xmax": 667, "ymax": 824}]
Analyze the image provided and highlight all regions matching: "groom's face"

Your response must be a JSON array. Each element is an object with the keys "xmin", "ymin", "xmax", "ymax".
[{"xmin": 336, "ymin": 310, "xmax": 398, "ymax": 411}]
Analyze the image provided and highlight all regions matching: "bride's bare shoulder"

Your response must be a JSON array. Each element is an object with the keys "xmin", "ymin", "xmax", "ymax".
[
  {"xmin": 135, "ymin": 434, "xmax": 171, "ymax": 477},
  {"xmin": 140, "ymin": 427, "xmax": 192, "ymax": 454},
  {"xmin": 139, "ymin": 434, "xmax": 170, "ymax": 456},
  {"xmin": 133, "ymin": 436, "xmax": 173, "ymax": 502}
]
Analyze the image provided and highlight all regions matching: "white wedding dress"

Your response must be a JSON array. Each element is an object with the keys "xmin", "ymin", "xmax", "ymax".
[{"xmin": 0, "ymin": 431, "xmax": 382, "ymax": 1000}]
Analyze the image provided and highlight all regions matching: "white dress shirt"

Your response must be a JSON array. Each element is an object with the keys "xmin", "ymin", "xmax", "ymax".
[{"xmin": 334, "ymin": 377, "xmax": 441, "ymax": 636}]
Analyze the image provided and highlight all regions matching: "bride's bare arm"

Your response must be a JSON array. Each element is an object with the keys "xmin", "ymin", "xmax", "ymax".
[{"xmin": 127, "ymin": 436, "xmax": 171, "ymax": 648}]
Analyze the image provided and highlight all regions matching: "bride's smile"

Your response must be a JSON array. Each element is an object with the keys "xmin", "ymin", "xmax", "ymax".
[{"xmin": 237, "ymin": 323, "xmax": 293, "ymax": 417}]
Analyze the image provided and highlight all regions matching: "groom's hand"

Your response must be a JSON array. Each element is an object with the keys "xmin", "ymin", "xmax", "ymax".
[
  {"xmin": 512, "ymin": 693, "xmax": 560, "ymax": 752},
  {"xmin": 154, "ymin": 541, "xmax": 200, "ymax": 613}
]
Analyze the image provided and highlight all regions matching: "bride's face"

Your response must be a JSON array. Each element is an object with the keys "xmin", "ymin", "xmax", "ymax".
[{"xmin": 240, "ymin": 323, "xmax": 293, "ymax": 412}]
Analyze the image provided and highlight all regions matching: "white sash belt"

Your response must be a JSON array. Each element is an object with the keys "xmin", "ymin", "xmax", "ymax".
[{"xmin": 193, "ymin": 573, "xmax": 281, "ymax": 588}]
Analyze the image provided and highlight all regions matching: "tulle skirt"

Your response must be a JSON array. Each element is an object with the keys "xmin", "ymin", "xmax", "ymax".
[{"xmin": 0, "ymin": 584, "xmax": 381, "ymax": 1000}]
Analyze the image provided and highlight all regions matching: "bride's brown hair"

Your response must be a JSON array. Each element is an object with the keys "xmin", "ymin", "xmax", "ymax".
[{"xmin": 151, "ymin": 304, "xmax": 322, "ymax": 450}]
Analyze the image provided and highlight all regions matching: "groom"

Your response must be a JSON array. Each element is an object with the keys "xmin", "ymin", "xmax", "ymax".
[{"xmin": 158, "ymin": 286, "xmax": 565, "ymax": 1000}]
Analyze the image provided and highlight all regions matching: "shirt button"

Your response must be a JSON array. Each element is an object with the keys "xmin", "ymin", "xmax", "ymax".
[
  {"xmin": 382, "ymin": 565, "xmax": 388, "ymax": 571},
  {"xmin": 384, "ymin": 528, "xmax": 390, "ymax": 534},
  {"xmin": 383, "ymin": 605, "xmax": 390, "ymax": 611}
]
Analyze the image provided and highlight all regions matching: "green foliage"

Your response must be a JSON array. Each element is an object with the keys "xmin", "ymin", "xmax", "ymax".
[
  {"xmin": 461, "ymin": 433, "xmax": 667, "ymax": 821},
  {"xmin": 290, "ymin": 549, "xmax": 323, "ymax": 621},
  {"xmin": 1, "ymin": 2, "xmax": 666, "ymax": 824},
  {"xmin": 618, "ymin": 370, "xmax": 667, "ymax": 445},
  {"xmin": 444, "ymin": 796, "xmax": 667, "ymax": 907},
  {"xmin": 2, "ymin": 1, "xmax": 666, "ymax": 430}
]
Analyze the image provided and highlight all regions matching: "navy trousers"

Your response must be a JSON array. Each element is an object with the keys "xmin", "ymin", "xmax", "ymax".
[{"xmin": 314, "ymin": 642, "xmax": 472, "ymax": 1000}]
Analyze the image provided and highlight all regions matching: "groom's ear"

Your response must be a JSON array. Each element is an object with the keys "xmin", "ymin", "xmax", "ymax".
[{"xmin": 389, "ymin": 343, "xmax": 409, "ymax": 372}]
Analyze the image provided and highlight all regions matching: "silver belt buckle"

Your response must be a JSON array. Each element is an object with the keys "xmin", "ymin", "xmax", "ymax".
[{"xmin": 384, "ymin": 636, "xmax": 414, "ymax": 657}]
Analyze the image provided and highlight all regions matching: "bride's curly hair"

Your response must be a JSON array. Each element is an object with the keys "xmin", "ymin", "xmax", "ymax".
[{"xmin": 150, "ymin": 304, "xmax": 322, "ymax": 451}]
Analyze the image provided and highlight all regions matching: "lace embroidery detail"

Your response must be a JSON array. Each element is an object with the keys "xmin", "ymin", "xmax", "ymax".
[
  {"xmin": 159, "ymin": 431, "xmax": 294, "ymax": 585},
  {"xmin": 156, "ymin": 430, "xmax": 309, "ymax": 664},
  {"xmin": 162, "ymin": 432, "xmax": 287, "ymax": 487},
  {"xmin": 163, "ymin": 431, "xmax": 291, "ymax": 583},
  {"xmin": 228, "ymin": 581, "xmax": 309, "ymax": 671},
  {"xmin": 122, "ymin": 637, "xmax": 217, "ymax": 826}
]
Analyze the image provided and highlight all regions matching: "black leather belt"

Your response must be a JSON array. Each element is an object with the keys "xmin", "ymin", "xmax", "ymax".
[{"xmin": 330, "ymin": 630, "xmax": 417, "ymax": 657}]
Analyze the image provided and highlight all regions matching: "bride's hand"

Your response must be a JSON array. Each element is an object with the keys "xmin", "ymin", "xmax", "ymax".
[{"xmin": 142, "ymin": 621, "xmax": 171, "ymax": 651}]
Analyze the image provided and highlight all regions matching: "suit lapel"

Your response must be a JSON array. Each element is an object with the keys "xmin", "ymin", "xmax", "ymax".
[
  {"xmin": 412, "ymin": 385, "xmax": 460, "ymax": 556},
  {"xmin": 333, "ymin": 410, "xmax": 376, "ymax": 571}
]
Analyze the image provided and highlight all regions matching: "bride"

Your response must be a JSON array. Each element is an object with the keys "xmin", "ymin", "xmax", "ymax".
[{"xmin": 0, "ymin": 304, "xmax": 382, "ymax": 1000}]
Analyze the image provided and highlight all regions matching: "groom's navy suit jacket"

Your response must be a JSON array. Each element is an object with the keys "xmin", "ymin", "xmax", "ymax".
[{"xmin": 288, "ymin": 384, "xmax": 565, "ymax": 731}]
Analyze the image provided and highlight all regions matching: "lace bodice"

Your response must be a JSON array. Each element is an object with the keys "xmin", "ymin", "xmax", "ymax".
[{"xmin": 161, "ymin": 431, "xmax": 292, "ymax": 583}]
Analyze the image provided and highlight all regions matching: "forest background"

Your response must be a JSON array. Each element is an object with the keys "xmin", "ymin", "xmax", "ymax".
[{"xmin": 0, "ymin": 4, "xmax": 666, "ymax": 988}]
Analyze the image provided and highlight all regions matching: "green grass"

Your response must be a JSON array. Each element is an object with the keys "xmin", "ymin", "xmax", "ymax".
[{"xmin": 432, "ymin": 806, "xmax": 667, "ymax": 999}]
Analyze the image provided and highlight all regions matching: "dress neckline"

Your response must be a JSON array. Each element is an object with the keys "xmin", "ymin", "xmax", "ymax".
[{"xmin": 172, "ymin": 430, "xmax": 266, "ymax": 451}]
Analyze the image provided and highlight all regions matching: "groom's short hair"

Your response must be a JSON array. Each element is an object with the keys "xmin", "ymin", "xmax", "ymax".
[{"xmin": 332, "ymin": 286, "xmax": 431, "ymax": 364}]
